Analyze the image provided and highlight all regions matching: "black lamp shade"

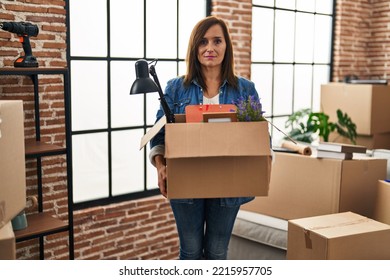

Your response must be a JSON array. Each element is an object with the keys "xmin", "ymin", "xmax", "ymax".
[{"xmin": 130, "ymin": 59, "xmax": 160, "ymax": 94}]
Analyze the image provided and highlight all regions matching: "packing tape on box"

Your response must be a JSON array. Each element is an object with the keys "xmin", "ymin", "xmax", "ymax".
[
  {"xmin": 304, "ymin": 217, "xmax": 372, "ymax": 233},
  {"xmin": 302, "ymin": 217, "xmax": 372, "ymax": 249},
  {"xmin": 303, "ymin": 229, "xmax": 313, "ymax": 249},
  {"xmin": 281, "ymin": 140, "xmax": 312, "ymax": 156}
]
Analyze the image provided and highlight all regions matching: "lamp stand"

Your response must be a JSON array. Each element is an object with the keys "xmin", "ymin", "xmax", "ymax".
[{"xmin": 149, "ymin": 65, "xmax": 175, "ymax": 123}]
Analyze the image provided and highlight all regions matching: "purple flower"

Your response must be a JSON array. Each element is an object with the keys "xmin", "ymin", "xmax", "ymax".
[{"xmin": 233, "ymin": 95, "xmax": 265, "ymax": 122}]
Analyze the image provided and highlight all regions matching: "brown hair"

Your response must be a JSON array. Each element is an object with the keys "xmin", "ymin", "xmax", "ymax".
[{"xmin": 183, "ymin": 16, "xmax": 238, "ymax": 90}]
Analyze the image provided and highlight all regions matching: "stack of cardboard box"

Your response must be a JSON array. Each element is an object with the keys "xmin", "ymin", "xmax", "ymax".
[
  {"xmin": 241, "ymin": 151, "xmax": 390, "ymax": 259},
  {"xmin": 274, "ymin": 83, "xmax": 390, "ymax": 259},
  {"xmin": 0, "ymin": 100, "xmax": 26, "ymax": 260},
  {"xmin": 241, "ymin": 152, "xmax": 387, "ymax": 220}
]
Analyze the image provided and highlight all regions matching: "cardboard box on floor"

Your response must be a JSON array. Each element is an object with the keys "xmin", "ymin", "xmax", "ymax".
[
  {"xmin": 241, "ymin": 152, "xmax": 387, "ymax": 220},
  {"xmin": 140, "ymin": 115, "xmax": 272, "ymax": 199},
  {"xmin": 0, "ymin": 222, "xmax": 16, "ymax": 260},
  {"xmin": 0, "ymin": 100, "xmax": 26, "ymax": 229},
  {"xmin": 321, "ymin": 83, "xmax": 390, "ymax": 135},
  {"xmin": 287, "ymin": 211, "xmax": 390, "ymax": 260},
  {"xmin": 165, "ymin": 121, "xmax": 272, "ymax": 198},
  {"xmin": 373, "ymin": 180, "xmax": 390, "ymax": 225}
]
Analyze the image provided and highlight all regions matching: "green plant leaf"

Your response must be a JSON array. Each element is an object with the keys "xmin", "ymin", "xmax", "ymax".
[
  {"xmin": 334, "ymin": 109, "xmax": 357, "ymax": 144},
  {"xmin": 284, "ymin": 108, "xmax": 357, "ymax": 144}
]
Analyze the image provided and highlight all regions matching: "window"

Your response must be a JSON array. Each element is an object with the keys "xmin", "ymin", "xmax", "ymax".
[
  {"xmin": 67, "ymin": 0, "xmax": 208, "ymax": 207},
  {"xmin": 251, "ymin": 0, "xmax": 334, "ymax": 145}
]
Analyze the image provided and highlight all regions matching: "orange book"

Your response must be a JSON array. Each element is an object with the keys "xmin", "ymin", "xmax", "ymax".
[{"xmin": 185, "ymin": 104, "xmax": 237, "ymax": 123}]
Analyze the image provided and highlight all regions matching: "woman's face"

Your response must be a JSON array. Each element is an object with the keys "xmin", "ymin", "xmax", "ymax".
[{"xmin": 197, "ymin": 24, "xmax": 226, "ymax": 70}]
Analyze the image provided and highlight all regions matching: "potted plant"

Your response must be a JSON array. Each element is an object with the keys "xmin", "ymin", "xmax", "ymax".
[{"xmin": 284, "ymin": 108, "xmax": 357, "ymax": 144}]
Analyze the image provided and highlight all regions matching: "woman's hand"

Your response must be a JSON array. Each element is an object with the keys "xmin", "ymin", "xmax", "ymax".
[{"xmin": 154, "ymin": 155, "xmax": 168, "ymax": 198}]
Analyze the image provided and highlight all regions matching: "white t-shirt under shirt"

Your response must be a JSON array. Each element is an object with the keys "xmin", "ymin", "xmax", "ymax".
[{"xmin": 203, "ymin": 94, "xmax": 220, "ymax": 105}]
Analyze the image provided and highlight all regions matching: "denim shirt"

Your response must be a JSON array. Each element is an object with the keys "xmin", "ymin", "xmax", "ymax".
[{"xmin": 150, "ymin": 76, "xmax": 260, "ymax": 206}]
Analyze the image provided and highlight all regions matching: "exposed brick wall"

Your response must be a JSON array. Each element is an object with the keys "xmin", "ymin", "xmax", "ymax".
[
  {"xmin": 332, "ymin": 0, "xmax": 390, "ymax": 82},
  {"xmin": 369, "ymin": 1, "xmax": 390, "ymax": 80},
  {"xmin": 73, "ymin": 197, "xmax": 178, "ymax": 260},
  {"xmin": 1, "ymin": 0, "xmax": 388, "ymax": 260},
  {"xmin": 212, "ymin": 0, "xmax": 253, "ymax": 79}
]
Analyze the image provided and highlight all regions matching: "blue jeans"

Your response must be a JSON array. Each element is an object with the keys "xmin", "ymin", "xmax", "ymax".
[{"xmin": 170, "ymin": 198, "xmax": 240, "ymax": 260}]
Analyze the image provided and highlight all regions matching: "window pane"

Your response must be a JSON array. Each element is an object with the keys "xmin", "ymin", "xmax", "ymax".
[
  {"xmin": 69, "ymin": 0, "xmax": 107, "ymax": 57},
  {"xmin": 294, "ymin": 65, "xmax": 313, "ymax": 111},
  {"xmin": 316, "ymin": 0, "xmax": 333, "ymax": 14},
  {"xmin": 179, "ymin": 61, "xmax": 186, "ymax": 76},
  {"xmin": 251, "ymin": 64, "xmax": 273, "ymax": 116},
  {"xmin": 296, "ymin": 0, "xmax": 315, "ymax": 12},
  {"xmin": 146, "ymin": 92, "xmax": 161, "ymax": 126},
  {"xmin": 273, "ymin": 64, "xmax": 293, "ymax": 115},
  {"xmin": 252, "ymin": 8, "xmax": 274, "ymax": 62},
  {"xmin": 179, "ymin": 0, "xmax": 206, "ymax": 59},
  {"xmin": 111, "ymin": 61, "xmax": 144, "ymax": 128},
  {"xmin": 146, "ymin": 145, "xmax": 158, "ymax": 190},
  {"xmin": 112, "ymin": 130, "xmax": 145, "ymax": 195},
  {"xmin": 314, "ymin": 14, "xmax": 332, "ymax": 63},
  {"xmin": 72, "ymin": 133, "xmax": 109, "ymax": 203},
  {"xmin": 253, "ymin": 0, "xmax": 274, "ymax": 7},
  {"xmin": 313, "ymin": 65, "xmax": 330, "ymax": 111},
  {"xmin": 252, "ymin": 1, "xmax": 333, "ymax": 145},
  {"xmin": 71, "ymin": 61, "xmax": 108, "ymax": 131},
  {"xmin": 146, "ymin": 0, "xmax": 177, "ymax": 58},
  {"xmin": 274, "ymin": 10, "xmax": 295, "ymax": 63},
  {"xmin": 295, "ymin": 12, "xmax": 314, "ymax": 63},
  {"xmin": 270, "ymin": 116, "xmax": 288, "ymax": 147},
  {"xmin": 110, "ymin": 0, "xmax": 143, "ymax": 58},
  {"xmin": 146, "ymin": 61, "xmax": 178, "ymax": 125},
  {"xmin": 275, "ymin": 0, "xmax": 294, "ymax": 9}
]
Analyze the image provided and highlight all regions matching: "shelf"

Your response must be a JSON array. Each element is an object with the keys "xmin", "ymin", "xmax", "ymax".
[
  {"xmin": 2, "ymin": 67, "xmax": 74, "ymax": 259},
  {"xmin": 14, "ymin": 212, "xmax": 69, "ymax": 242},
  {"xmin": 25, "ymin": 140, "xmax": 66, "ymax": 158}
]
